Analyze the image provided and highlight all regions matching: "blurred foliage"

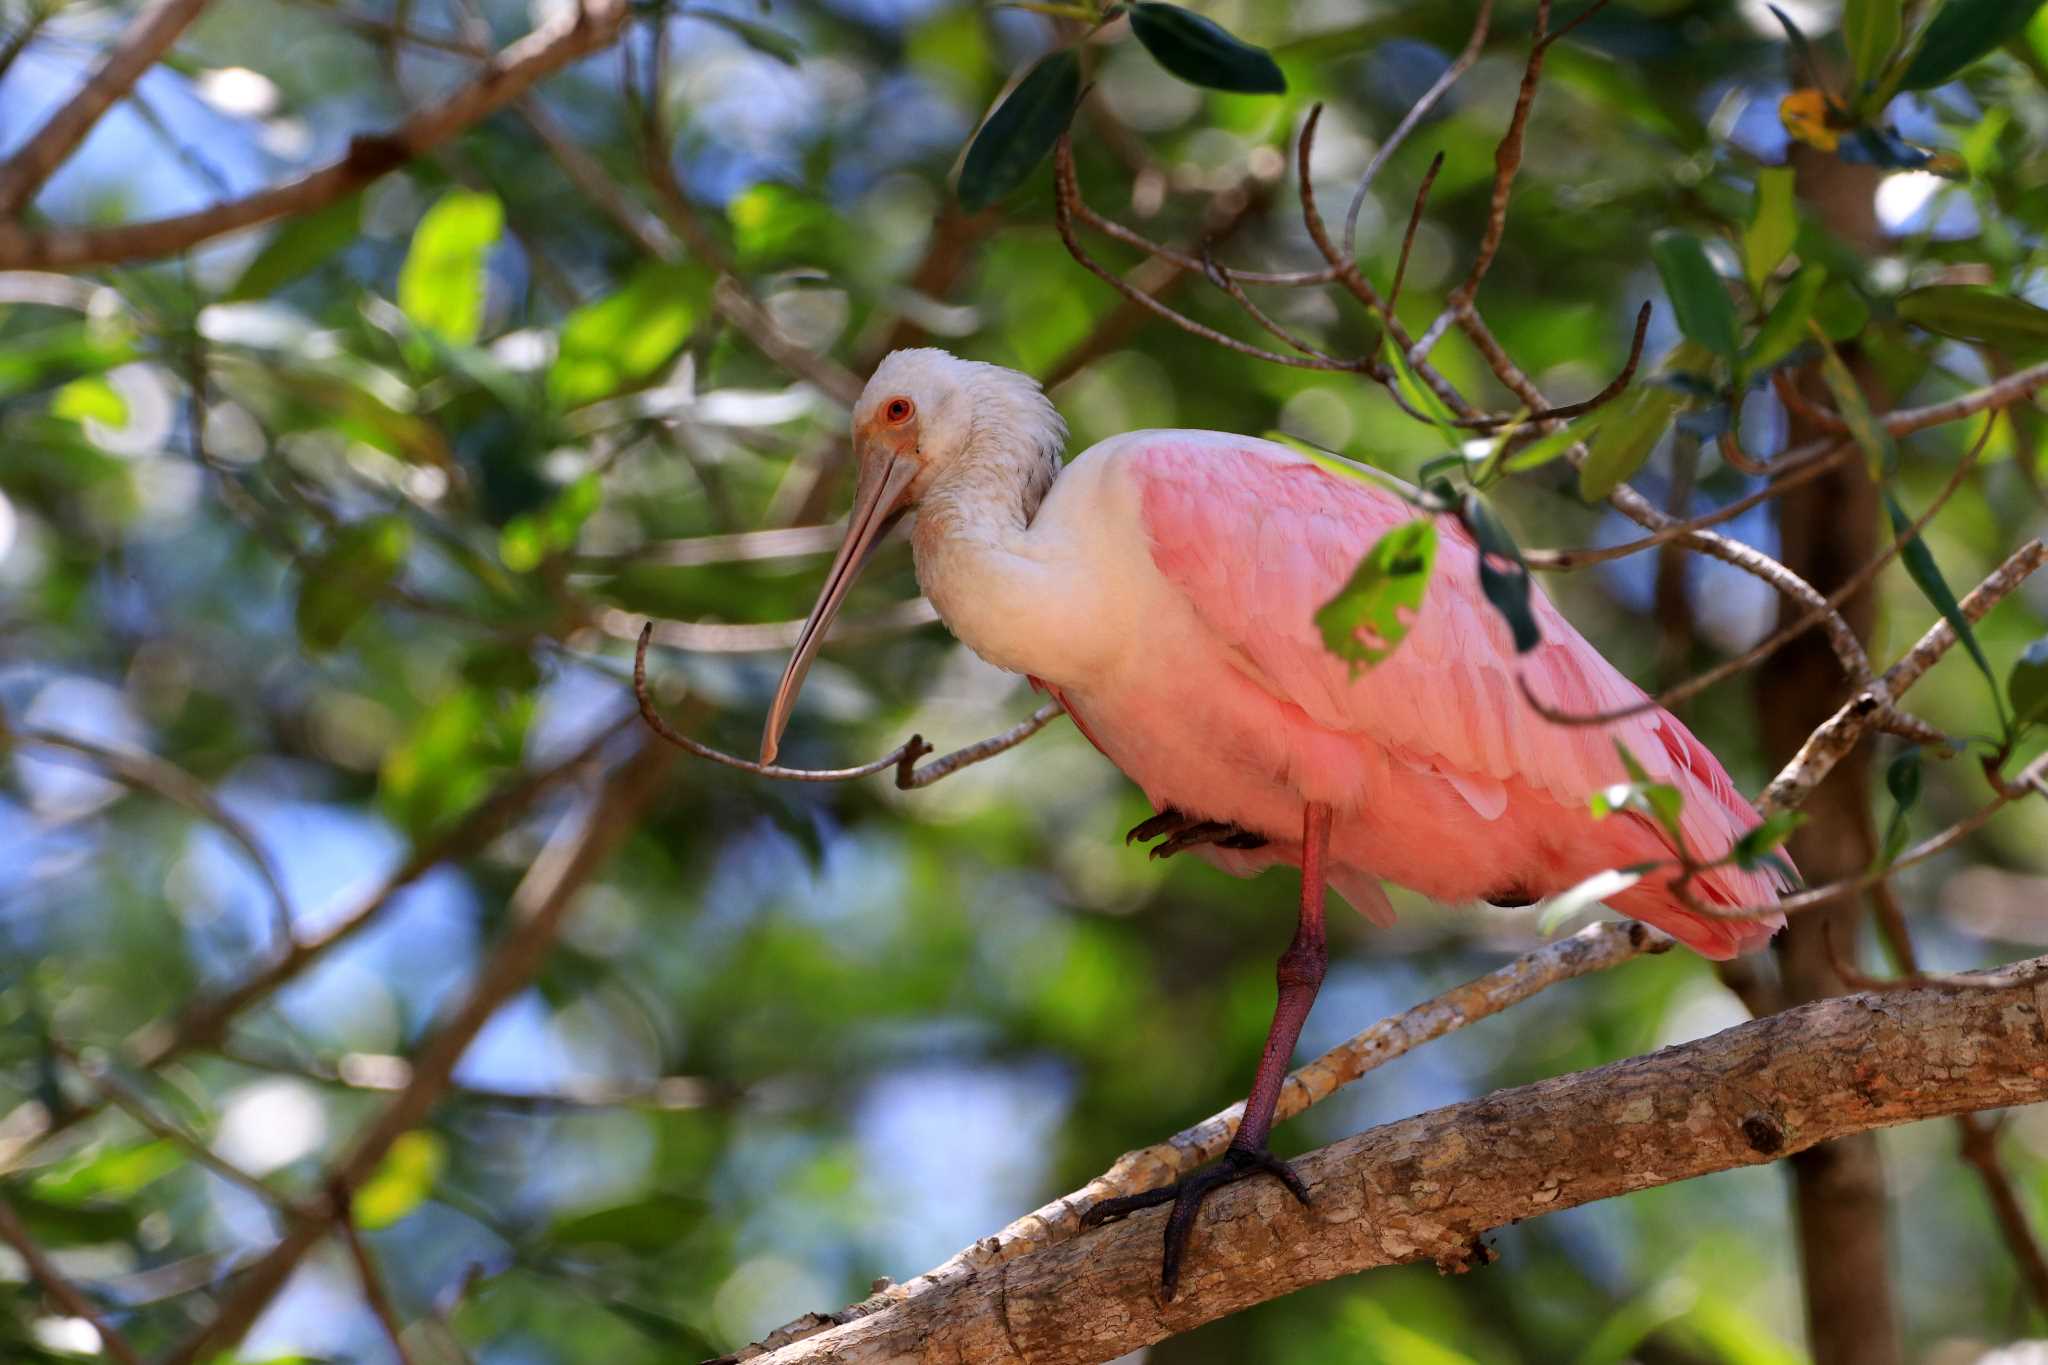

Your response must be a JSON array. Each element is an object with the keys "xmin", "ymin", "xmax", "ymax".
[{"xmin": 2, "ymin": 0, "xmax": 2048, "ymax": 1362}]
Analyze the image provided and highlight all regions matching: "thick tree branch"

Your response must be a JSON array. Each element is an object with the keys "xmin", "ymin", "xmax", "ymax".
[
  {"xmin": 746, "ymin": 955, "xmax": 2048, "ymax": 1365},
  {"xmin": 0, "ymin": 0, "xmax": 629, "ymax": 270}
]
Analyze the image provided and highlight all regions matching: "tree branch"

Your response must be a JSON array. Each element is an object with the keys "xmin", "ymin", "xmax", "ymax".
[{"xmin": 744, "ymin": 955, "xmax": 2048, "ymax": 1364}]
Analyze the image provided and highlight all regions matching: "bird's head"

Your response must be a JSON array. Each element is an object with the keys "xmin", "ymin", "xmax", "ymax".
[{"xmin": 759, "ymin": 348, "xmax": 1063, "ymax": 763}]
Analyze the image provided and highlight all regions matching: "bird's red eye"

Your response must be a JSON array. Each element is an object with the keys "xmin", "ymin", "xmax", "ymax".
[{"xmin": 883, "ymin": 397, "xmax": 914, "ymax": 424}]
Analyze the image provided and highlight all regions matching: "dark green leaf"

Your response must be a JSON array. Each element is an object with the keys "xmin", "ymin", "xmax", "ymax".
[
  {"xmin": 1731, "ymin": 811, "xmax": 1807, "ymax": 869},
  {"xmin": 690, "ymin": 10, "xmax": 801, "ymax": 64},
  {"xmin": 551, "ymin": 1193, "xmax": 705, "ymax": 1250},
  {"xmin": 1462, "ymin": 494, "xmax": 1541, "ymax": 653},
  {"xmin": 1743, "ymin": 264, "xmax": 1825, "ymax": 378},
  {"xmin": 1314, "ymin": 518, "xmax": 1438, "ymax": 674},
  {"xmin": 398, "ymin": 189, "xmax": 502, "ymax": 345},
  {"xmin": 1651, "ymin": 231, "xmax": 1740, "ymax": 362},
  {"xmin": 1579, "ymin": 384, "xmax": 1682, "ymax": 501},
  {"xmin": 2011, "ymin": 636, "xmax": 2048, "ymax": 729},
  {"xmin": 548, "ymin": 264, "xmax": 710, "ymax": 409},
  {"xmin": 1885, "ymin": 490, "xmax": 2007, "ymax": 726},
  {"xmin": 1844, "ymin": 0, "xmax": 1902, "ymax": 95},
  {"xmin": 1742, "ymin": 167, "xmax": 1798, "ymax": 293},
  {"xmin": 1813, "ymin": 278, "xmax": 1871, "ymax": 340},
  {"xmin": 227, "ymin": 193, "xmax": 363, "ymax": 301},
  {"xmin": 295, "ymin": 516, "xmax": 411, "ymax": 653},
  {"xmin": 1879, "ymin": 747, "xmax": 1921, "ymax": 866},
  {"xmin": 1128, "ymin": 2, "xmax": 1286, "ymax": 94},
  {"xmin": 1899, "ymin": 0, "xmax": 2047, "ymax": 89},
  {"xmin": 1897, "ymin": 284, "xmax": 2048, "ymax": 352},
  {"xmin": 957, "ymin": 49, "xmax": 1081, "ymax": 212},
  {"xmin": 1813, "ymin": 330, "xmax": 1893, "ymax": 478}
]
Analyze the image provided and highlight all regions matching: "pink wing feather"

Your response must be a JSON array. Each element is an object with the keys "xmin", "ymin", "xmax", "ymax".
[{"xmin": 1126, "ymin": 436, "xmax": 1787, "ymax": 958}]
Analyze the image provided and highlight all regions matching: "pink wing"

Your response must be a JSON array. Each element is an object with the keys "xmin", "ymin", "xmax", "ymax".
[{"xmin": 1126, "ymin": 435, "xmax": 1787, "ymax": 957}]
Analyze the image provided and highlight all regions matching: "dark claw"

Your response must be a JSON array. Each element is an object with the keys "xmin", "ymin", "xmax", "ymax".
[
  {"xmin": 1151, "ymin": 821, "xmax": 1230, "ymax": 860},
  {"xmin": 1079, "ymin": 1147, "xmax": 1312, "ymax": 1300},
  {"xmin": 1126, "ymin": 809, "xmax": 1189, "ymax": 845},
  {"xmin": 1124, "ymin": 808, "xmax": 1270, "ymax": 859}
]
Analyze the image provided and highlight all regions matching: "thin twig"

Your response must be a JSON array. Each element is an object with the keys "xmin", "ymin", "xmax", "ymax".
[
  {"xmin": 1384, "ymin": 151, "xmax": 1445, "ymax": 317},
  {"xmin": 333, "ymin": 1183, "xmax": 419, "ymax": 1365},
  {"xmin": 0, "ymin": 1200, "xmax": 147, "ymax": 1365}
]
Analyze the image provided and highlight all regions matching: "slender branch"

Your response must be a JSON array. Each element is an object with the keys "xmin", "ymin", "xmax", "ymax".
[
  {"xmin": 0, "ymin": 1199, "xmax": 147, "ymax": 1365},
  {"xmin": 633, "ymin": 620, "xmax": 1064, "ymax": 786},
  {"xmin": 1384, "ymin": 151, "xmax": 1445, "ymax": 318},
  {"xmin": 12, "ymin": 726, "xmax": 295, "ymax": 946},
  {"xmin": 739, "ymin": 956, "xmax": 2048, "ymax": 1364},
  {"xmin": 333, "ymin": 1183, "xmax": 419, "ymax": 1365},
  {"xmin": 0, "ymin": 0, "xmax": 631, "ymax": 270},
  {"xmin": 731, "ymin": 921, "xmax": 1667, "ymax": 1359},
  {"xmin": 0, "ymin": 0, "xmax": 214, "ymax": 214}
]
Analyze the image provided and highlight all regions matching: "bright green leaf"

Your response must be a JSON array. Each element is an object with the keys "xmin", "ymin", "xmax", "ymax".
[
  {"xmin": 1499, "ymin": 412, "xmax": 1606, "ymax": 475},
  {"xmin": 548, "ymin": 264, "xmax": 709, "ymax": 410},
  {"xmin": 957, "ymin": 49, "xmax": 1081, "ymax": 212},
  {"xmin": 295, "ymin": 517, "xmax": 411, "ymax": 653},
  {"xmin": 1537, "ymin": 867, "xmax": 1644, "ymax": 936},
  {"xmin": 501, "ymin": 474, "xmax": 602, "ymax": 571},
  {"xmin": 1651, "ymin": 230, "xmax": 1740, "ymax": 362},
  {"xmin": 228, "ymin": 193, "xmax": 364, "ymax": 302},
  {"xmin": 1742, "ymin": 167, "xmax": 1799, "ymax": 294},
  {"xmin": 1579, "ymin": 385, "xmax": 1681, "ymax": 501},
  {"xmin": 1812, "ymin": 329, "xmax": 1893, "ymax": 478},
  {"xmin": 1885, "ymin": 489, "xmax": 2007, "ymax": 727},
  {"xmin": 1127, "ymin": 2, "xmax": 1286, "ymax": 94},
  {"xmin": 1844, "ymin": 0, "xmax": 1902, "ymax": 95},
  {"xmin": 50, "ymin": 374, "xmax": 128, "ymax": 427},
  {"xmin": 398, "ymin": 190, "xmax": 503, "ymax": 345},
  {"xmin": 2011, "ymin": 636, "xmax": 2048, "ymax": 729},
  {"xmin": 352, "ymin": 1129, "xmax": 446, "ymax": 1230},
  {"xmin": 1743, "ymin": 264, "xmax": 1825, "ymax": 378},
  {"xmin": 1315, "ymin": 518, "xmax": 1438, "ymax": 673},
  {"xmin": 1731, "ymin": 811, "xmax": 1807, "ymax": 869},
  {"xmin": 1899, "ymin": 0, "xmax": 2047, "ymax": 90},
  {"xmin": 1897, "ymin": 284, "xmax": 2048, "ymax": 352}
]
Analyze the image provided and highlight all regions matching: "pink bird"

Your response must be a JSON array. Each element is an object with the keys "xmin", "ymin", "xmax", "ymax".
[{"xmin": 762, "ymin": 349, "xmax": 1788, "ymax": 1296}]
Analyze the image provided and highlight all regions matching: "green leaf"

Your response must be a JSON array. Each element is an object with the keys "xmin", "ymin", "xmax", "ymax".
[
  {"xmin": 1314, "ymin": 518, "xmax": 1438, "ymax": 674},
  {"xmin": 1651, "ymin": 230, "xmax": 1740, "ymax": 362},
  {"xmin": 2011, "ymin": 636, "xmax": 2048, "ymax": 729},
  {"xmin": 689, "ymin": 10, "xmax": 800, "ymax": 64},
  {"xmin": 1899, "ymin": 0, "xmax": 2047, "ymax": 89},
  {"xmin": 1731, "ymin": 811, "xmax": 1807, "ymax": 869},
  {"xmin": 1127, "ymin": 2, "xmax": 1286, "ymax": 94},
  {"xmin": 1578, "ymin": 384, "xmax": 1681, "ymax": 501},
  {"xmin": 397, "ymin": 189, "xmax": 503, "ymax": 345},
  {"xmin": 1813, "ymin": 278, "xmax": 1870, "ymax": 340},
  {"xmin": 1885, "ymin": 489, "xmax": 2006, "ymax": 725},
  {"xmin": 551, "ymin": 1193, "xmax": 705, "ymax": 1250},
  {"xmin": 50, "ymin": 374, "xmax": 128, "ymax": 427},
  {"xmin": 548, "ymin": 264, "xmax": 710, "ymax": 410},
  {"xmin": 1742, "ymin": 167, "xmax": 1799, "ymax": 294},
  {"xmin": 352, "ymin": 1129, "xmax": 445, "ymax": 1230},
  {"xmin": 1462, "ymin": 494, "xmax": 1541, "ymax": 653},
  {"xmin": 227, "ymin": 193, "xmax": 363, "ymax": 301},
  {"xmin": 32, "ymin": 1140, "xmax": 182, "ymax": 1204},
  {"xmin": 1844, "ymin": 0, "xmax": 1902, "ymax": 95},
  {"xmin": 1537, "ymin": 867, "xmax": 1643, "ymax": 936},
  {"xmin": 295, "ymin": 516, "xmax": 411, "ymax": 653},
  {"xmin": 501, "ymin": 474, "xmax": 602, "ymax": 571},
  {"xmin": 1812, "ymin": 329, "xmax": 1893, "ymax": 478},
  {"xmin": 1878, "ymin": 747, "xmax": 1921, "ymax": 867},
  {"xmin": 1494, "ymin": 413, "xmax": 1602, "ymax": 475},
  {"xmin": 1742, "ymin": 264, "xmax": 1825, "ymax": 378},
  {"xmin": 1381, "ymin": 331, "xmax": 1459, "ymax": 452},
  {"xmin": 1595, "ymin": 741, "xmax": 1686, "ymax": 843},
  {"xmin": 957, "ymin": 49, "xmax": 1081, "ymax": 212},
  {"xmin": 1896, "ymin": 284, "xmax": 2048, "ymax": 352}
]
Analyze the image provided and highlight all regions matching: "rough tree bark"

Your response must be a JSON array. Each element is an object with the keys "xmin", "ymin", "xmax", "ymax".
[
  {"xmin": 744, "ymin": 960, "xmax": 2048, "ymax": 1365},
  {"xmin": 1760, "ymin": 143, "xmax": 1900, "ymax": 1365}
]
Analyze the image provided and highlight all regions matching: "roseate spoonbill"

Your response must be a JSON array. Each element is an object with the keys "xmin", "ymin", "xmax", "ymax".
[{"xmin": 762, "ymin": 348, "xmax": 1787, "ymax": 1297}]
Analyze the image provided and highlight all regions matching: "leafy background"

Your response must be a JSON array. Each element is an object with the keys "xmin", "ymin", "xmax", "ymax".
[{"xmin": 2, "ymin": 0, "xmax": 2047, "ymax": 1361}]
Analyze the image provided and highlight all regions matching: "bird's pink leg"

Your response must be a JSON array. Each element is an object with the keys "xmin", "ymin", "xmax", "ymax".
[{"xmin": 1082, "ymin": 801, "xmax": 1333, "ymax": 1300}]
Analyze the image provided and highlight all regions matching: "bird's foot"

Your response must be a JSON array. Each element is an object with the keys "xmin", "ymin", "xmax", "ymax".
[
  {"xmin": 1125, "ymin": 808, "xmax": 1268, "ymax": 860},
  {"xmin": 1078, "ymin": 1145, "xmax": 1310, "ymax": 1300}
]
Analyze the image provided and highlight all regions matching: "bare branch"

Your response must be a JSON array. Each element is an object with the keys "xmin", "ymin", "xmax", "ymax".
[
  {"xmin": 0, "ymin": 1199, "xmax": 147, "ymax": 1365},
  {"xmin": 0, "ymin": 0, "xmax": 632, "ymax": 271},
  {"xmin": 333, "ymin": 1183, "xmax": 419, "ymax": 1365},
  {"xmin": 0, "ymin": 0, "xmax": 214, "ymax": 214},
  {"xmin": 738, "ymin": 955, "xmax": 2048, "ymax": 1364}
]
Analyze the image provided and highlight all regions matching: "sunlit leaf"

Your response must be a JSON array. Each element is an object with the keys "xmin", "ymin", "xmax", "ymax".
[
  {"xmin": 957, "ymin": 49, "xmax": 1081, "ymax": 212},
  {"xmin": 1501, "ymin": 412, "xmax": 1606, "ymax": 474},
  {"xmin": 1127, "ymin": 2, "xmax": 1286, "ymax": 94},
  {"xmin": 32, "ymin": 1140, "xmax": 182, "ymax": 1204},
  {"xmin": 1812, "ymin": 329, "xmax": 1892, "ymax": 478},
  {"xmin": 1731, "ymin": 811, "xmax": 1807, "ymax": 870},
  {"xmin": 1885, "ymin": 489, "xmax": 2006, "ymax": 726},
  {"xmin": 1651, "ymin": 230, "xmax": 1739, "ymax": 362},
  {"xmin": 1579, "ymin": 384, "xmax": 1681, "ymax": 501},
  {"xmin": 1899, "ymin": 0, "xmax": 2047, "ymax": 90},
  {"xmin": 227, "ymin": 193, "xmax": 363, "ymax": 302},
  {"xmin": 1595, "ymin": 741, "xmax": 1685, "ymax": 842},
  {"xmin": 1742, "ymin": 167, "xmax": 1798, "ymax": 293},
  {"xmin": 50, "ymin": 374, "xmax": 128, "ymax": 427},
  {"xmin": 548, "ymin": 264, "xmax": 709, "ymax": 410},
  {"xmin": 1537, "ymin": 867, "xmax": 1643, "ymax": 936},
  {"xmin": 295, "ymin": 516, "xmax": 411, "ymax": 653},
  {"xmin": 1315, "ymin": 517, "xmax": 1437, "ymax": 673},
  {"xmin": 501, "ymin": 474, "xmax": 602, "ymax": 571},
  {"xmin": 2011, "ymin": 636, "xmax": 2048, "ymax": 729},
  {"xmin": 1897, "ymin": 284, "xmax": 2048, "ymax": 352},
  {"xmin": 1742, "ymin": 264, "xmax": 1825, "ymax": 378},
  {"xmin": 398, "ymin": 189, "xmax": 503, "ymax": 345},
  {"xmin": 352, "ymin": 1129, "xmax": 445, "ymax": 1230}
]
